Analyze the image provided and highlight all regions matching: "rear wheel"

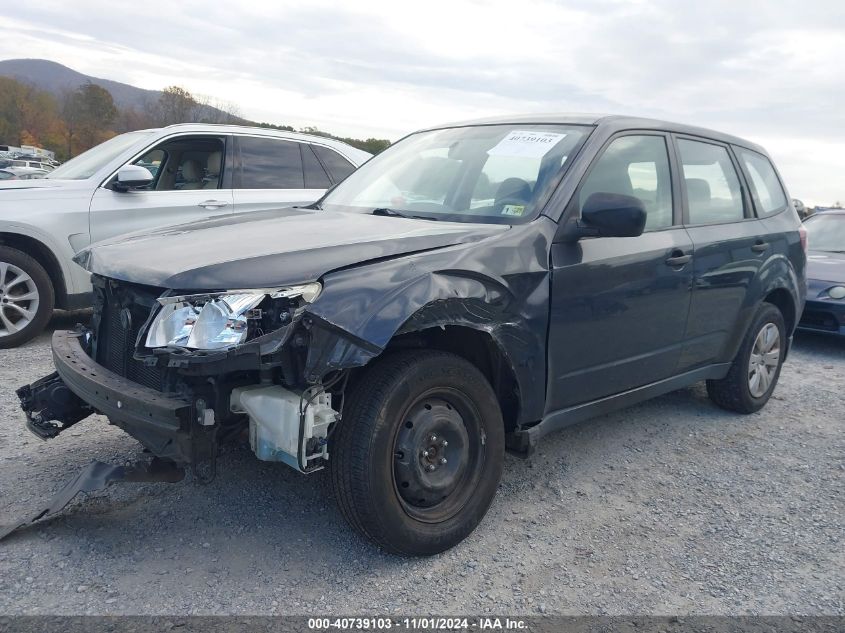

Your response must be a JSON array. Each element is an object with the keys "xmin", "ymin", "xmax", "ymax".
[
  {"xmin": 707, "ymin": 303, "xmax": 786, "ymax": 413},
  {"xmin": 330, "ymin": 350, "xmax": 505, "ymax": 555},
  {"xmin": 0, "ymin": 246, "xmax": 54, "ymax": 349}
]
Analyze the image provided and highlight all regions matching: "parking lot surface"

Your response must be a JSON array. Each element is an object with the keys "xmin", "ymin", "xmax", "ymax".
[{"xmin": 0, "ymin": 312, "xmax": 842, "ymax": 615}]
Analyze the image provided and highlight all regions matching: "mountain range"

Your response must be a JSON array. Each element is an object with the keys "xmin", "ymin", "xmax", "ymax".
[
  {"xmin": 0, "ymin": 58, "xmax": 391, "ymax": 154},
  {"xmin": 0, "ymin": 58, "xmax": 235, "ymax": 120}
]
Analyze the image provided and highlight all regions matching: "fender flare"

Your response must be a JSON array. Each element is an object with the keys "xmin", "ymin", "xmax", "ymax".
[
  {"xmin": 722, "ymin": 253, "xmax": 802, "ymax": 362},
  {"xmin": 0, "ymin": 221, "xmax": 76, "ymax": 297}
]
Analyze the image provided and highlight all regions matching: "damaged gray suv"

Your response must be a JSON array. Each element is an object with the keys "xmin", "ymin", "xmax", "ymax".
[{"xmin": 18, "ymin": 115, "xmax": 806, "ymax": 555}]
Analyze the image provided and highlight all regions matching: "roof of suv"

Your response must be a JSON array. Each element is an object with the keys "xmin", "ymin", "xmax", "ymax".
[
  {"xmin": 420, "ymin": 113, "xmax": 767, "ymax": 154},
  {"xmin": 129, "ymin": 123, "xmax": 372, "ymax": 160}
]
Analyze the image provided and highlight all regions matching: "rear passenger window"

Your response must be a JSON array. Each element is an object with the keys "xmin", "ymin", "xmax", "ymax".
[
  {"xmin": 579, "ymin": 135, "xmax": 673, "ymax": 230},
  {"xmin": 736, "ymin": 148, "xmax": 787, "ymax": 216},
  {"xmin": 239, "ymin": 137, "xmax": 304, "ymax": 189},
  {"xmin": 301, "ymin": 144, "xmax": 331, "ymax": 189},
  {"xmin": 313, "ymin": 145, "xmax": 356, "ymax": 182},
  {"xmin": 678, "ymin": 139, "xmax": 744, "ymax": 224}
]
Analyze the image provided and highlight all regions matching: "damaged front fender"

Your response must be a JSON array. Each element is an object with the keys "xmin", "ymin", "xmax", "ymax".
[{"xmin": 303, "ymin": 221, "xmax": 557, "ymax": 425}]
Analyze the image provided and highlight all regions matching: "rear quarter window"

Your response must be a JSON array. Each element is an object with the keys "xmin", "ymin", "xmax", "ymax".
[
  {"xmin": 735, "ymin": 147, "xmax": 788, "ymax": 217},
  {"xmin": 302, "ymin": 144, "xmax": 331, "ymax": 189},
  {"xmin": 313, "ymin": 145, "xmax": 356, "ymax": 182}
]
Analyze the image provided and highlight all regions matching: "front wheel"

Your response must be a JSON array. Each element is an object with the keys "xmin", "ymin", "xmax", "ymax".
[
  {"xmin": 330, "ymin": 350, "xmax": 505, "ymax": 555},
  {"xmin": 707, "ymin": 303, "xmax": 786, "ymax": 413},
  {"xmin": 0, "ymin": 246, "xmax": 54, "ymax": 349}
]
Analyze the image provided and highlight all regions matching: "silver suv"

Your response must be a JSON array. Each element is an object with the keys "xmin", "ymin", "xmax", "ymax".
[{"xmin": 0, "ymin": 124, "xmax": 371, "ymax": 347}]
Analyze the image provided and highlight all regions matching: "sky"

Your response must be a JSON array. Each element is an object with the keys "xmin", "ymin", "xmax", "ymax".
[{"xmin": 3, "ymin": 0, "xmax": 845, "ymax": 205}]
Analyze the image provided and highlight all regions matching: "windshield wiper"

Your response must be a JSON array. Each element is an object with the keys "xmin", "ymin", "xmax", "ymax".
[
  {"xmin": 372, "ymin": 207, "xmax": 410, "ymax": 218},
  {"xmin": 372, "ymin": 208, "xmax": 438, "ymax": 221}
]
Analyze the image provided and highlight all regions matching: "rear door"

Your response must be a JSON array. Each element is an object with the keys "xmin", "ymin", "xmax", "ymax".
[
  {"xmin": 232, "ymin": 136, "xmax": 330, "ymax": 213},
  {"xmin": 674, "ymin": 136, "xmax": 768, "ymax": 371},
  {"xmin": 546, "ymin": 132, "xmax": 694, "ymax": 411},
  {"xmin": 90, "ymin": 134, "xmax": 234, "ymax": 244}
]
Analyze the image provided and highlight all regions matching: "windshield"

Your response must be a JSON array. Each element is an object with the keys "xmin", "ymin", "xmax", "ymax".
[
  {"xmin": 805, "ymin": 213, "xmax": 845, "ymax": 252},
  {"xmin": 47, "ymin": 130, "xmax": 156, "ymax": 180},
  {"xmin": 321, "ymin": 124, "xmax": 590, "ymax": 223}
]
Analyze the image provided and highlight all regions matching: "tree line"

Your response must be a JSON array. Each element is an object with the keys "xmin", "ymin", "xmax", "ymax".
[{"xmin": 0, "ymin": 77, "xmax": 390, "ymax": 160}]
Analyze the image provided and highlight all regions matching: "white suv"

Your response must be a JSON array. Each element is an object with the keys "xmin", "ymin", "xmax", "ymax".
[{"xmin": 0, "ymin": 124, "xmax": 371, "ymax": 347}]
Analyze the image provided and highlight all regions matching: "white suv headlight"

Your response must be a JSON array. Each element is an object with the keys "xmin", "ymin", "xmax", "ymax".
[{"xmin": 145, "ymin": 283, "xmax": 321, "ymax": 350}]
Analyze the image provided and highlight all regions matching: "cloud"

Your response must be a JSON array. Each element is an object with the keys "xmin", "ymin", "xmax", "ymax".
[{"xmin": 1, "ymin": 0, "xmax": 844, "ymax": 203}]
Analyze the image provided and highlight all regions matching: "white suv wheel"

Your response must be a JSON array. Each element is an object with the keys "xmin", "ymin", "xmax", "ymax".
[{"xmin": 0, "ymin": 262, "xmax": 40, "ymax": 336}]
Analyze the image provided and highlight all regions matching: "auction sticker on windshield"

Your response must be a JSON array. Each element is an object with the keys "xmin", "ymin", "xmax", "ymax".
[
  {"xmin": 487, "ymin": 130, "xmax": 567, "ymax": 158},
  {"xmin": 501, "ymin": 204, "xmax": 526, "ymax": 216}
]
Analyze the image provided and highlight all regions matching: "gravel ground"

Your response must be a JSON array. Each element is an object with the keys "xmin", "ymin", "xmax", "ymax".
[{"xmin": 0, "ymin": 312, "xmax": 842, "ymax": 616}]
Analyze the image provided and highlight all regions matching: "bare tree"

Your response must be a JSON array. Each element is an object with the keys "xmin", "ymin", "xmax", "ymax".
[{"xmin": 154, "ymin": 86, "xmax": 199, "ymax": 125}]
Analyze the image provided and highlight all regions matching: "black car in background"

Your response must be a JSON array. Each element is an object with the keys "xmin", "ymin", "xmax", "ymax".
[
  {"xmin": 799, "ymin": 210, "xmax": 845, "ymax": 336},
  {"xmin": 19, "ymin": 115, "xmax": 806, "ymax": 555}
]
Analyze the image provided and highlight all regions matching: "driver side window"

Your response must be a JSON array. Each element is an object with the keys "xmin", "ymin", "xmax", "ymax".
[
  {"xmin": 579, "ymin": 135, "xmax": 674, "ymax": 231},
  {"xmin": 131, "ymin": 136, "xmax": 225, "ymax": 191}
]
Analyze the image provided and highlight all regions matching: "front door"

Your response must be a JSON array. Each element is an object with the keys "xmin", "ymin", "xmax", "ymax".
[
  {"xmin": 546, "ymin": 133, "xmax": 693, "ymax": 412},
  {"xmin": 90, "ymin": 135, "xmax": 234, "ymax": 244}
]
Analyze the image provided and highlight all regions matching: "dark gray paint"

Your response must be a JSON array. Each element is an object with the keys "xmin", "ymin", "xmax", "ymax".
[
  {"xmin": 75, "ymin": 207, "xmax": 507, "ymax": 290},
  {"xmin": 71, "ymin": 114, "xmax": 806, "ymax": 436}
]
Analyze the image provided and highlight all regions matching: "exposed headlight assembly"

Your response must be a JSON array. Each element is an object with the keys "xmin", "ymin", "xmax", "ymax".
[{"xmin": 145, "ymin": 283, "xmax": 321, "ymax": 350}]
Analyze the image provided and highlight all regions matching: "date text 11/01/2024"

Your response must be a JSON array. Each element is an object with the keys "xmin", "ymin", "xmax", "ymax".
[{"xmin": 307, "ymin": 617, "xmax": 527, "ymax": 630}]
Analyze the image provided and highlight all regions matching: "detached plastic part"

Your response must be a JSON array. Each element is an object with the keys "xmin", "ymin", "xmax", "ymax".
[
  {"xmin": 0, "ymin": 458, "xmax": 184, "ymax": 542},
  {"xmin": 16, "ymin": 372, "xmax": 93, "ymax": 440}
]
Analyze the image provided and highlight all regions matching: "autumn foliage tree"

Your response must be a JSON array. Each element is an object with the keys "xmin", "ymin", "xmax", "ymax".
[
  {"xmin": 0, "ymin": 76, "xmax": 389, "ymax": 161},
  {"xmin": 0, "ymin": 77, "xmax": 65, "ymax": 153},
  {"xmin": 61, "ymin": 82, "xmax": 118, "ymax": 156}
]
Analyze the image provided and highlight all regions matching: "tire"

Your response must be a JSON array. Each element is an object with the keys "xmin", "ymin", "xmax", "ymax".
[
  {"xmin": 707, "ymin": 303, "xmax": 786, "ymax": 414},
  {"xmin": 0, "ymin": 245, "xmax": 55, "ymax": 349},
  {"xmin": 330, "ymin": 350, "xmax": 505, "ymax": 556}
]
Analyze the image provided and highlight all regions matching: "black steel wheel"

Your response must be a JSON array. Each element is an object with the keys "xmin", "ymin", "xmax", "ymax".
[
  {"xmin": 330, "ymin": 350, "xmax": 504, "ymax": 556},
  {"xmin": 393, "ymin": 391, "xmax": 483, "ymax": 521}
]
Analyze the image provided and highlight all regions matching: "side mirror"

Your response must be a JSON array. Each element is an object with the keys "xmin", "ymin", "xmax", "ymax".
[
  {"xmin": 579, "ymin": 192, "xmax": 646, "ymax": 238},
  {"xmin": 113, "ymin": 164, "xmax": 153, "ymax": 192}
]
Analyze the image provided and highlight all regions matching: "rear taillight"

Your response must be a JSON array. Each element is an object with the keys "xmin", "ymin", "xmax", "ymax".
[{"xmin": 799, "ymin": 224, "xmax": 808, "ymax": 253}]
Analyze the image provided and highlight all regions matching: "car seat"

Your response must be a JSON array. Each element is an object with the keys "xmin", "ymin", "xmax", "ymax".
[
  {"xmin": 685, "ymin": 177, "xmax": 712, "ymax": 221},
  {"xmin": 180, "ymin": 159, "xmax": 204, "ymax": 190},
  {"xmin": 202, "ymin": 151, "xmax": 222, "ymax": 189},
  {"xmin": 493, "ymin": 177, "xmax": 532, "ymax": 214}
]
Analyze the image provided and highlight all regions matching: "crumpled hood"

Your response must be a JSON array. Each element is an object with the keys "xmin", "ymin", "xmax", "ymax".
[
  {"xmin": 807, "ymin": 250, "xmax": 845, "ymax": 283},
  {"xmin": 75, "ymin": 207, "xmax": 508, "ymax": 290}
]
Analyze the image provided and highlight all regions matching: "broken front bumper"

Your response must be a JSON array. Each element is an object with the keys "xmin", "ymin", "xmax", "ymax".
[
  {"xmin": 34, "ymin": 329, "xmax": 200, "ymax": 463},
  {"xmin": 53, "ymin": 329, "xmax": 191, "ymax": 429}
]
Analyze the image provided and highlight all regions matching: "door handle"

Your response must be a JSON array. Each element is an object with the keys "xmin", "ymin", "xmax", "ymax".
[
  {"xmin": 198, "ymin": 200, "xmax": 228, "ymax": 209},
  {"xmin": 665, "ymin": 250, "xmax": 692, "ymax": 266},
  {"xmin": 751, "ymin": 241, "xmax": 769, "ymax": 253}
]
